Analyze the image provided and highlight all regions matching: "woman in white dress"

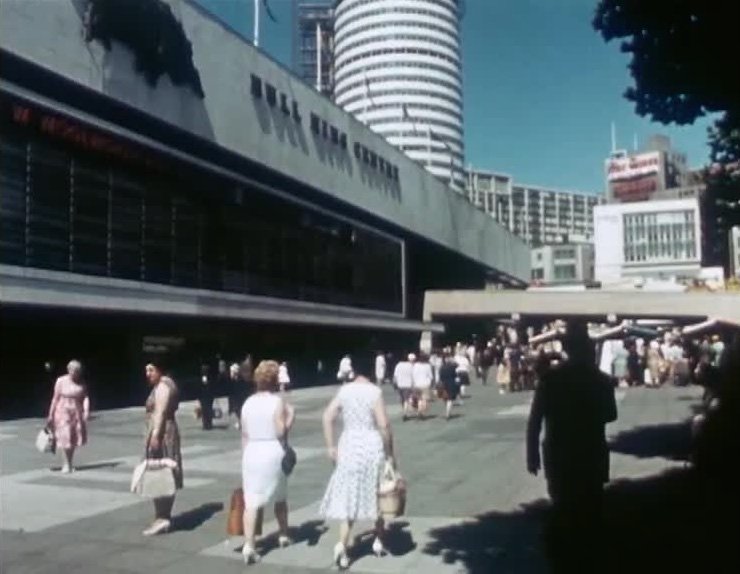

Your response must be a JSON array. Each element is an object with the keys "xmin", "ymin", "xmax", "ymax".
[
  {"xmin": 240, "ymin": 360, "xmax": 295, "ymax": 564},
  {"xmin": 320, "ymin": 375, "xmax": 395, "ymax": 569}
]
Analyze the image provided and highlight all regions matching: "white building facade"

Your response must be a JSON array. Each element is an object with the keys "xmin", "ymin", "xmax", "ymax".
[
  {"xmin": 594, "ymin": 198, "xmax": 703, "ymax": 284},
  {"xmin": 333, "ymin": 0, "xmax": 465, "ymax": 189},
  {"xmin": 466, "ymin": 168, "xmax": 604, "ymax": 246},
  {"xmin": 530, "ymin": 243, "xmax": 594, "ymax": 285},
  {"xmin": 730, "ymin": 226, "xmax": 740, "ymax": 279}
]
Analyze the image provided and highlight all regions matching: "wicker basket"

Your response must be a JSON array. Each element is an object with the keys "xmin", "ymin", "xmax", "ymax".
[{"xmin": 378, "ymin": 461, "xmax": 406, "ymax": 520}]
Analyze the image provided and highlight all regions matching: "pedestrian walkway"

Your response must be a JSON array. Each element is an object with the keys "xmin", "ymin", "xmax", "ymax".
[{"xmin": 1, "ymin": 383, "xmax": 701, "ymax": 573}]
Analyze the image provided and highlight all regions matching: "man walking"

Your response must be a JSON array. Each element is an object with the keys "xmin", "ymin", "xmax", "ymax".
[
  {"xmin": 393, "ymin": 353, "xmax": 416, "ymax": 420},
  {"xmin": 526, "ymin": 320, "xmax": 617, "ymax": 572}
]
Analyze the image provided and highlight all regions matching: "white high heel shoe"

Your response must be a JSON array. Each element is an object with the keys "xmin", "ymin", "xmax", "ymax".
[
  {"xmin": 242, "ymin": 543, "xmax": 260, "ymax": 565},
  {"xmin": 372, "ymin": 537, "xmax": 387, "ymax": 557},
  {"xmin": 333, "ymin": 542, "xmax": 349, "ymax": 570}
]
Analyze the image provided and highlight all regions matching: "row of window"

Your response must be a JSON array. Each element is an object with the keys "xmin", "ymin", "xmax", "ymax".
[
  {"xmin": 335, "ymin": 73, "xmax": 462, "ymax": 100},
  {"xmin": 334, "ymin": 20, "xmax": 459, "ymax": 55},
  {"xmin": 335, "ymin": 4, "xmax": 458, "ymax": 38},
  {"xmin": 0, "ymin": 119, "xmax": 404, "ymax": 313},
  {"xmin": 357, "ymin": 101, "xmax": 463, "ymax": 128},
  {"xmin": 335, "ymin": 32, "xmax": 460, "ymax": 63},
  {"xmin": 339, "ymin": 87, "xmax": 462, "ymax": 112},
  {"xmin": 335, "ymin": 46, "xmax": 460, "ymax": 75},
  {"xmin": 334, "ymin": 60, "xmax": 461, "ymax": 87}
]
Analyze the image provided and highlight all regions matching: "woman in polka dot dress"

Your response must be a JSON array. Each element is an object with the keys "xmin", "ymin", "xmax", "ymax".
[{"xmin": 320, "ymin": 375, "xmax": 395, "ymax": 569}]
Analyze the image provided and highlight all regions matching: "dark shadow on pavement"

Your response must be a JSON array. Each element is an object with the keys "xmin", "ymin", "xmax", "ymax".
[
  {"xmin": 423, "ymin": 468, "xmax": 736, "ymax": 574},
  {"xmin": 172, "ymin": 502, "xmax": 223, "ymax": 532},
  {"xmin": 609, "ymin": 421, "xmax": 693, "ymax": 461},
  {"xmin": 351, "ymin": 520, "xmax": 416, "ymax": 560},
  {"xmin": 257, "ymin": 520, "xmax": 329, "ymax": 554},
  {"xmin": 74, "ymin": 461, "xmax": 122, "ymax": 471}
]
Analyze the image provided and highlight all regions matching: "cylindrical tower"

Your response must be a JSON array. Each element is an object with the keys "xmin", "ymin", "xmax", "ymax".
[{"xmin": 333, "ymin": 0, "xmax": 465, "ymax": 190}]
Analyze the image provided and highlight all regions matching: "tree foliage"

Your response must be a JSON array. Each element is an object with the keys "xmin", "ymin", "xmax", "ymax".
[{"xmin": 593, "ymin": 0, "xmax": 740, "ymax": 163}]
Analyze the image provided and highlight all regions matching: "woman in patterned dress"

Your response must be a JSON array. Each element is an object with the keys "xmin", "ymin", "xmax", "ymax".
[
  {"xmin": 142, "ymin": 362, "xmax": 183, "ymax": 536},
  {"xmin": 320, "ymin": 373, "xmax": 395, "ymax": 569},
  {"xmin": 47, "ymin": 360, "xmax": 89, "ymax": 473}
]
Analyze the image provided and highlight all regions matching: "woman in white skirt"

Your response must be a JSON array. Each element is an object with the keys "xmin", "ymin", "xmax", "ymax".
[
  {"xmin": 240, "ymin": 360, "xmax": 295, "ymax": 564},
  {"xmin": 320, "ymin": 374, "xmax": 395, "ymax": 569}
]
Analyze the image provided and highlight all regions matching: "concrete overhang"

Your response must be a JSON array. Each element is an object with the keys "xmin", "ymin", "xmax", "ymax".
[{"xmin": 423, "ymin": 289, "xmax": 740, "ymax": 324}]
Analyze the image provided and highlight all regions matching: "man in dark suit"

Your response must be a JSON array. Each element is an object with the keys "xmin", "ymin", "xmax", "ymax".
[{"xmin": 526, "ymin": 320, "xmax": 618, "ymax": 572}]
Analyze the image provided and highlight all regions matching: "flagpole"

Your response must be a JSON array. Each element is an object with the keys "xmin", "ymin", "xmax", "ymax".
[
  {"xmin": 316, "ymin": 22, "xmax": 322, "ymax": 91},
  {"xmin": 254, "ymin": 0, "xmax": 260, "ymax": 47}
]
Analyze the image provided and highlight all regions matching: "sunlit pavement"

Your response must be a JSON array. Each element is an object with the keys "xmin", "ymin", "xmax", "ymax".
[{"xmin": 0, "ymin": 381, "xmax": 699, "ymax": 573}]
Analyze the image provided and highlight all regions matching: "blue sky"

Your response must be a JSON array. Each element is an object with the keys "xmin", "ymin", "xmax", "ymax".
[{"xmin": 195, "ymin": 0, "xmax": 713, "ymax": 193}]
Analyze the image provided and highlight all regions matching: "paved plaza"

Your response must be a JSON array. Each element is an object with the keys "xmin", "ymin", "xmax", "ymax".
[{"xmin": 1, "ymin": 381, "xmax": 700, "ymax": 574}]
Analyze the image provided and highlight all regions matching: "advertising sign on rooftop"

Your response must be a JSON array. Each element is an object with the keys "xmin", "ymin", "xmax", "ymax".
[{"xmin": 606, "ymin": 151, "xmax": 661, "ymax": 182}]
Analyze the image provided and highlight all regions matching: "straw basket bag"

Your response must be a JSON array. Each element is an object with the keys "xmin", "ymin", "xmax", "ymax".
[{"xmin": 378, "ymin": 460, "xmax": 406, "ymax": 520}]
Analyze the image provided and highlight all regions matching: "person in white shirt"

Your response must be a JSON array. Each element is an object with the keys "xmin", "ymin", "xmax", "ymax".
[
  {"xmin": 393, "ymin": 354, "xmax": 416, "ymax": 420},
  {"xmin": 337, "ymin": 355, "xmax": 354, "ymax": 383},
  {"xmin": 374, "ymin": 352, "xmax": 386, "ymax": 385},
  {"xmin": 454, "ymin": 350, "xmax": 471, "ymax": 400},
  {"xmin": 278, "ymin": 362, "xmax": 291, "ymax": 393},
  {"xmin": 429, "ymin": 351, "xmax": 443, "ymax": 385},
  {"xmin": 412, "ymin": 354, "xmax": 434, "ymax": 419}
]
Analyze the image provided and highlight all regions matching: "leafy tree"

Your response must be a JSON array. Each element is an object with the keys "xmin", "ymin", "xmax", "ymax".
[{"xmin": 592, "ymin": 0, "xmax": 739, "ymax": 163}]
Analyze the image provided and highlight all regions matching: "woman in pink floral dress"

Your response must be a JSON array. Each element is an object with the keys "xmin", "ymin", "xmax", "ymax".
[{"xmin": 47, "ymin": 360, "xmax": 89, "ymax": 473}]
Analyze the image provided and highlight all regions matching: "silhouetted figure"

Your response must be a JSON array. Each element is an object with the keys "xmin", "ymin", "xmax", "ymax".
[
  {"xmin": 526, "ymin": 321, "xmax": 617, "ymax": 573},
  {"xmin": 199, "ymin": 363, "xmax": 214, "ymax": 430}
]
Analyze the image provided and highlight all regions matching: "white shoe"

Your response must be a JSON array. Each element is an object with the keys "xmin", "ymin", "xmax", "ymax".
[
  {"xmin": 333, "ymin": 542, "xmax": 349, "ymax": 570},
  {"xmin": 142, "ymin": 519, "xmax": 170, "ymax": 536},
  {"xmin": 278, "ymin": 535, "xmax": 292, "ymax": 548},
  {"xmin": 372, "ymin": 537, "xmax": 387, "ymax": 557},
  {"xmin": 242, "ymin": 543, "xmax": 260, "ymax": 564},
  {"xmin": 61, "ymin": 464, "xmax": 74, "ymax": 474}
]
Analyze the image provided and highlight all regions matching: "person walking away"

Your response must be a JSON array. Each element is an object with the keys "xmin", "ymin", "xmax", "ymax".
[
  {"xmin": 496, "ymin": 354, "xmax": 511, "ymax": 395},
  {"xmin": 479, "ymin": 342, "xmax": 494, "ymax": 385},
  {"xmin": 337, "ymin": 355, "xmax": 354, "ymax": 383},
  {"xmin": 438, "ymin": 350, "xmax": 460, "ymax": 420},
  {"xmin": 526, "ymin": 321, "xmax": 617, "ymax": 572},
  {"xmin": 278, "ymin": 361, "xmax": 291, "ymax": 393},
  {"xmin": 375, "ymin": 351, "xmax": 387, "ymax": 385},
  {"xmin": 393, "ymin": 354, "xmax": 416, "ymax": 420},
  {"xmin": 47, "ymin": 360, "xmax": 89, "ymax": 473},
  {"xmin": 320, "ymin": 372, "xmax": 396, "ymax": 569},
  {"xmin": 228, "ymin": 363, "xmax": 247, "ymax": 429},
  {"xmin": 646, "ymin": 340, "xmax": 662, "ymax": 387},
  {"xmin": 412, "ymin": 353, "xmax": 434, "ymax": 420},
  {"xmin": 611, "ymin": 343, "xmax": 629, "ymax": 388},
  {"xmin": 240, "ymin": 360, "xmax": 295, "ymax": 563},
  {"xmin": 142, "ymin": 361, "xmax": 183, "ymax": 536},
  {"xmin": 626, "ymin": 341, "xmax": 642, "ymax": 386},
  {"xmin": 429, "ymin": 349, "xmax": 443, "ymax": 386},
  {"xmin": 454, "ymin": 348, "xmax": 471, "ymax": 400},
  {"xmin": 198, "ymin": 363, "xmax": 214, "ymax": 430}
]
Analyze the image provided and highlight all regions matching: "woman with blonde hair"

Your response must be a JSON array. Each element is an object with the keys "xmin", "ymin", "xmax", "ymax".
[
  {"xmin": 142, "ymin": 361, "xmax": 183, "ymax": 536},
  {"xmin": 320, "ymin": 368, "xmax": 396, "ymax": 569},
  {"xmin": 47, "ymin": 360, "xmax": 89, "ymax": 473},
  {"xmin": 240, "ymin": 360, "xmax": 295, "ymax": 564}
]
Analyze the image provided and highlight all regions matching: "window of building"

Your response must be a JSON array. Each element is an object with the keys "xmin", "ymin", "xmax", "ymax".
[
  {"xmin": 250, "ymin": 75, "xmax": 262, "ymax": 98},
  {"xmin": 531, "ymin": 268, "xmax": 544, "ymax": 280},
  {"xmin": 554, "ymin": 264, "xmax": 577, "ymax": 280},
  {"xmin": 553, "ymin": 247, "xmax": 576, "ymax": 259}
]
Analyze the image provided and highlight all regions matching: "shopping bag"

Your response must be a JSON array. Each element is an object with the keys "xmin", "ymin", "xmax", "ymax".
[
  {"xmin": 130, "ymin": 458, "xmax": 177, "ymax": 498},
  {"xmin": 35, "ymin": 427, "xmax": 56, "ymax": 454},
  {"xmin": 378, "ymin": 460, "xmax": 407, "ymax": 520}
]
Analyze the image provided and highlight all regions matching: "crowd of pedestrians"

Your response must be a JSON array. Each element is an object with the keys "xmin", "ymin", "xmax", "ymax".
[{"xmin": 39, "ymin": 320, "xmax": 734, "ymax": 570}]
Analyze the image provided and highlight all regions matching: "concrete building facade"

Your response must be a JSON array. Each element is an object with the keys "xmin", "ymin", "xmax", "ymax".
[
  {"xmin": 530, "ymin": 243, "xmax": 594, "ymax": 285},
  {"xmin": 465, "ymin": 168, "xmax": 604, "ymax": 247},
  {"xmin": 0, "ymin": 0, "xmax": 527, "ymax": 414},
  {"xmin": 333, "ymin": 0, "xmax": 465, "ymax": 189}
]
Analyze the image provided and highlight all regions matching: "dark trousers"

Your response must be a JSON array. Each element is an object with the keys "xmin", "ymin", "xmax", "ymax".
[
  {"xmin": 199, "ymin": 387, "xmax": 213, "ymax": 430},
  {"xmin": 546, "ymin": 478, "xmax": 605, "ymax": 573}
]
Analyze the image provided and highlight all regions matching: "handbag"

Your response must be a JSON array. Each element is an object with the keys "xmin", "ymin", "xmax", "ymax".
[
  {"xmin": 378, "ymin": 459, "xmax": 407, "ymax": 520},
  {"xmin": 35, "ymin": 427, "xmax": 56, "ymax": 454},
  {"xmin": 226, "ymin": 488, "xmax": 264, "ymax": 536},
  {"xmin": 281, "ymin": 438, "xmax": 297, "ymax": 476},
  {"xmin": 130, "ymin": 458, "xmax": 177, "ymax": 498}
]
